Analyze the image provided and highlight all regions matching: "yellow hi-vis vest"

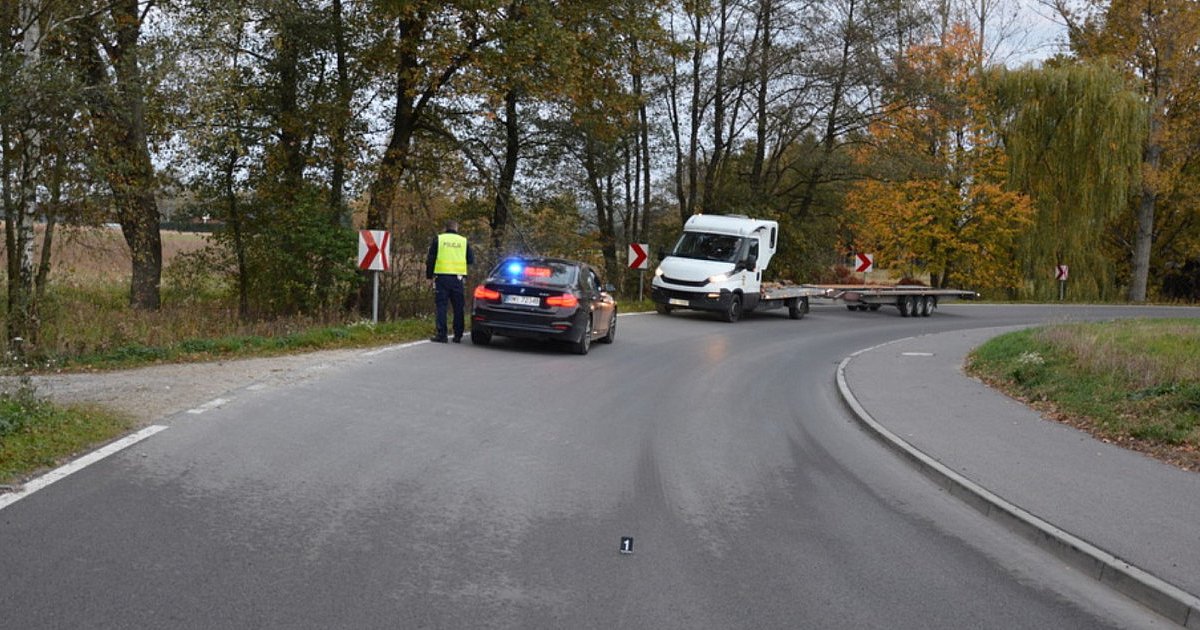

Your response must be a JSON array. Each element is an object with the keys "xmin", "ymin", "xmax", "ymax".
[{"xmin": 433, "ymin": 233, "xmax": 468, "ymax": 275}]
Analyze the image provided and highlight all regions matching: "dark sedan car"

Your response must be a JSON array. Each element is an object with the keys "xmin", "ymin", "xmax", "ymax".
[{"xmin": 470, "ymin": 257, "xmax": 617, "ymax": 355}]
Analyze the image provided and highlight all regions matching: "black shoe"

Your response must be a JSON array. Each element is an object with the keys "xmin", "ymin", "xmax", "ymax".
[
  {"xmin": 429, "ymin": 336, "xmax": 448, "ymax": 343},
  {"xmin": 452, "ymin": 337, "xmax": 462, "ymax": 343}
]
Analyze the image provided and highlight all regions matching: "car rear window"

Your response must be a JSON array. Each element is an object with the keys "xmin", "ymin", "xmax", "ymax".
[{"xmin": 491, "ymin": 260, "xmax": 577, "ymax": 286}]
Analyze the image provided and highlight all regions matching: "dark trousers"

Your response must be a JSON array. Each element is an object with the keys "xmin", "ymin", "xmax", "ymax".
[{"xmin": 433, "ymin": 275, "xmax": 465, "ymax": 339}]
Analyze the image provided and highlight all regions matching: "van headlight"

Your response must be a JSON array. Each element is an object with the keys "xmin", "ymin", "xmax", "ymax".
[
  {"xmin": 707, "ymin": 272, "xmax": 729, "ymax": 283},
  {"xmin": 654, "ymin": 267, "xmax": 664, "ymax": 277}
]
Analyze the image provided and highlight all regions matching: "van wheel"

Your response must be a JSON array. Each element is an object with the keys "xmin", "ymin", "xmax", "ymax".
[
  {"xmin": 788, "ymin": 298, "xmax": 806, "ymax": 320},
  {"xmin": 722, "ymin": 295, "xmax": 743, "ymax": 323},
  {"xmin": 655, "ymin": 304, "xmax": 673, "ymax": 315}
]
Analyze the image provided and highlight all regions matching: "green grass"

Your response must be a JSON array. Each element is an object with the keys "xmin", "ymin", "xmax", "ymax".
[
  {"xmin": 967, "ymin": 319, "xmax": 1200, "ymax": 466},
  {"xmin": 50, "ymin": 317, "xmax": 437, "ymax": 371},
  {"xmin": 0, "ymin": 385, "xmax": 134, "ymax": 485}
]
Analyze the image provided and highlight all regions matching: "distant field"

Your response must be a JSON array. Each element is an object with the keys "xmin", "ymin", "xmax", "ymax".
[{"xmin": 1, "ymin": 224, "xmax": 212, "ymax": 286}]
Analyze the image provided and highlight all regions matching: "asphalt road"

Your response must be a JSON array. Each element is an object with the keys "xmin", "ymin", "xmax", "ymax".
[{"xmin": 1, "ymin": 302, "xmax": 1191, "ymax": 629}]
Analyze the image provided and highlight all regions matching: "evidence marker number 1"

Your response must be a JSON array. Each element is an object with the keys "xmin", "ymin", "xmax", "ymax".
[{"xmin": 620, "ymin": 537, "xmax": 634, "ymax": 555}]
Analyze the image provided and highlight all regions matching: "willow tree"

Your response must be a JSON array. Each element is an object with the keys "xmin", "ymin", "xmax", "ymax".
[
  {"xmin": 993, "ymin": 62, "xmax": 1146, "ymax": 301},
  {"xmin": 1056, "ymin": 0, "xmax": 1200, "ymax": 302}
]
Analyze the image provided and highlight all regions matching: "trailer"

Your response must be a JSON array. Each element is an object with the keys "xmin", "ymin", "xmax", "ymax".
[
  {"xmin": 820, "ymin": 285, "xmax": 978, "ymax": 317},
  {"xmin": 650, "ymin": 215, "xmax": 976, "ymax": 321}
]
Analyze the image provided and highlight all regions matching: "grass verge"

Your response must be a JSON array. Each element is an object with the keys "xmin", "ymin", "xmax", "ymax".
[
  {"xmin": 0, "ymin": 384, "xmax": 134, "ymax": 486},
  {"xmin": 966, "ymin": 319, "xmax": 1200, "ymax": 471}
]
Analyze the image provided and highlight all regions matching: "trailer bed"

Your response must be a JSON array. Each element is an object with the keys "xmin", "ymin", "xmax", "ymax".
[{"xmin": 817, "ymin": 284, "xmax": 977, "ymax": 317}]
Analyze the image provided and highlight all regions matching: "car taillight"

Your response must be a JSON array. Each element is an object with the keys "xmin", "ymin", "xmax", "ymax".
[
  {"xmin": 545, "ymin": 293, "xmax": 578, "ymax": 308},
  {"xmin": 474, "ymin": 286, "xmax": 501, "ymax": 301}
]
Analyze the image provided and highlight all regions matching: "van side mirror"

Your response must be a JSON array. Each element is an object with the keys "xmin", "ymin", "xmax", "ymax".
[{"xmin": 743, "ymin": 255, "xmax": 758, "ymax": 272}]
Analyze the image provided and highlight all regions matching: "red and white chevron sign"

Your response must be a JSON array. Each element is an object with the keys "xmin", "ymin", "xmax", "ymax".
[
  {"xmin": 628, "ymin": 243, "xmax": 649, "ymax": 270},
  {"xmin": 358, "ymin": 230, "xmax": 390, "ymax": 271},
  {"xmin": 855, "ymin": 252, "xmax": 874, "ymax": 273}
]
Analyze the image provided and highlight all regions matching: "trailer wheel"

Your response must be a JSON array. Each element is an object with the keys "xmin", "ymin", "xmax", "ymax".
[
  {"xmin": 846, "ymin": 304, "xmax": 858, "ymax": 312},
  {"xmin": 919, "ymin": 296, "xmax": 933, "ymax": 317},
  {"xmin": 722, "ymin": 294, "xmax": 743, "ymax": 323},
  {"xmin": 655, "ymin": 304, "xmax": 673, "ymax": 315},
  {"xmin": 905, "ymin": 295, "xmax": 919, "ymax": 317},
  {"xmin": 868, "ymin": 304, "xmax": 881, "ymax": 311}
]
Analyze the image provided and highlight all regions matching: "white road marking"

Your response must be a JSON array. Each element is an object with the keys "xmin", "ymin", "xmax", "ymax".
[
  {"xmin": 186, "ymin": 398, "xmax": 228, "ymax": 414},
  {"xmin": 363, "ymin": 340, "xmax": 428, "ymax": 357},
  {"xmin": 0, "ymin": 425, "xmax": 168, "ymax": 511},
  {"xmin": 902, "ymin": 352, "xmax": 935, "ymax": 357}
]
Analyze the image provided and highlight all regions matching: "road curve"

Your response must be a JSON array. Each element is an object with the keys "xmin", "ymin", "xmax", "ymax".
[{"xmin": 0, "ymin": 303, "xmax": 1191, "ymax": 628}]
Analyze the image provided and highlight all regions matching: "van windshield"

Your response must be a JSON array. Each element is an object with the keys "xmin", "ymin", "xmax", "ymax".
[{"xmin": 670, "ymin": 233, "xmax": 744, "ymax": 263}]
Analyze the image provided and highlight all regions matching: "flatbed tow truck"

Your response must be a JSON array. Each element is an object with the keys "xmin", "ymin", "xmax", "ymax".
[{"xmin": 650, "ymin": 215, "xmax": 977, "ymax": 321}]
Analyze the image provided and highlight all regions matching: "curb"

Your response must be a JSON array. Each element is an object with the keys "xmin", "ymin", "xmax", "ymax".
[{"xmin": 836, "ymin": 341, "xmax": 1200, "ymax": 628}]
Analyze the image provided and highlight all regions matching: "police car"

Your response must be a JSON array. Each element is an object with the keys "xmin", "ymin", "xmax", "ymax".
[{"xmin": 470, "ymin": 257, "xmax": 617, "ymax": 355}]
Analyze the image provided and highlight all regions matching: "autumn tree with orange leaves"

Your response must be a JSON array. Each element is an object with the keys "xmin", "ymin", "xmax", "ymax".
[{"xmin": 844, "ymin": 24, "xmax": 1032, "ymax": 292}]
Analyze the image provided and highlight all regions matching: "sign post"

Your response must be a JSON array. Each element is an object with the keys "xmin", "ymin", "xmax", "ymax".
[
  {"xmin": 358, "ymin": 230, "xmax": 391, "ymax": 323},
  {"xmin": 628, "ymin": 243, "xmax": 650, "ymax": 301},
  {"xmin": 1055, "ymin": 264, "xmax": 1068, "ymax": 301}
]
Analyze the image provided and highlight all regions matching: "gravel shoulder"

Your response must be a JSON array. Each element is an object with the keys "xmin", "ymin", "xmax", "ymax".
[{"xmin": 7, "ymin": 347, "xmax": 376, "ymax": 426}]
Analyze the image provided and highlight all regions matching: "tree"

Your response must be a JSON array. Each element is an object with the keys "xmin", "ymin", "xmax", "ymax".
[
  {"xmin": 994, "ymin": 61, "xmax": 1146, "ymax": 300},
  {"xmin": 846, "ymin": 24, "xmax": 1034, "ymax": 290},
  {"xmin": 3, "ymin": 0, "xmax": 87, "ymax": 350},
  {"xmin": 69, "ymin": 0, "xmax": 165, "ymax": 311},
  {"xmin": 1056, "ymin": 0, "xmax": 1200, "ymax": 301},
  {"xmin": 361, "ymin": 2, "xmax": 495, "ymax": 234},
  {"xmin": 174, "ymin": 0, "xmax": 362, "ymax": 319}
]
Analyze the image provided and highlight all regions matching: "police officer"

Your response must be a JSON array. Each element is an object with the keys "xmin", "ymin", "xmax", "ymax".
[{"xmin": 425, "ymin": 220, "xmax": 474, "ymax": 343}]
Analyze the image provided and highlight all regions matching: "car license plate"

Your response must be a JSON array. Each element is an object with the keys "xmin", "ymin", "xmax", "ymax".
[
  {"xmin": 504, "ymin": 294, "xmax": 541, "ymax": 307},
  {"xmin": 669, "ymin": 298, "xmax": 688, "ymax": 306}
]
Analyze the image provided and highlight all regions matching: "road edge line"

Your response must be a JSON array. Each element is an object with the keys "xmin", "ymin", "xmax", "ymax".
[
  {"xmin": 836, "ymin": 342, "xmax": 1200, "ymax": 628},
  {"xmin": 0, "ymin": 424, "xmax": 168, "ymax": 512}
]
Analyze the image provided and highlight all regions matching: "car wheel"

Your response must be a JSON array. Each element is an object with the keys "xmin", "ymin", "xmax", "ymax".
[
  {"xmin": 599, "ymin": 310, "xmax": 616, "ymax": 343},
  {"xmin": 722, "ymin": 294, "xmax": 742, "ymax": 323},
  {"xmin": 471, "ymin": 328, "xmax": 492, "ymax": 345},
  {"xmin": 571, "ymin": 317, "xmax": 592, "ymax": 355}
]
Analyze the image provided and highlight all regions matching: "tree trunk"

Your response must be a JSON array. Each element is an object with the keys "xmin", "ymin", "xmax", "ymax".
[
  {"xmin": 700, "ymin": 0, "xmax": 730, "ymax": 215},
  {"xmin": 7, "ymin": 0, "xmax": 42, "ymax": 350},
  {"xmin": 108, "ymin": 0, "xmax": 162, "ymax": 310},
  {"xmin": 329, "ymin": 0, "xmax": 351, "ymax": 225},
  {"xmin": 751, "ymin": 0, "xmax": 771, "ymax": 199},
  {"xmin": 1128, "ymin": 107, "xmax": 1163, "ymax": 303},
  {"xmin": 491, "ymin": 90, "xmax": 519, "ymax": 251}
]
